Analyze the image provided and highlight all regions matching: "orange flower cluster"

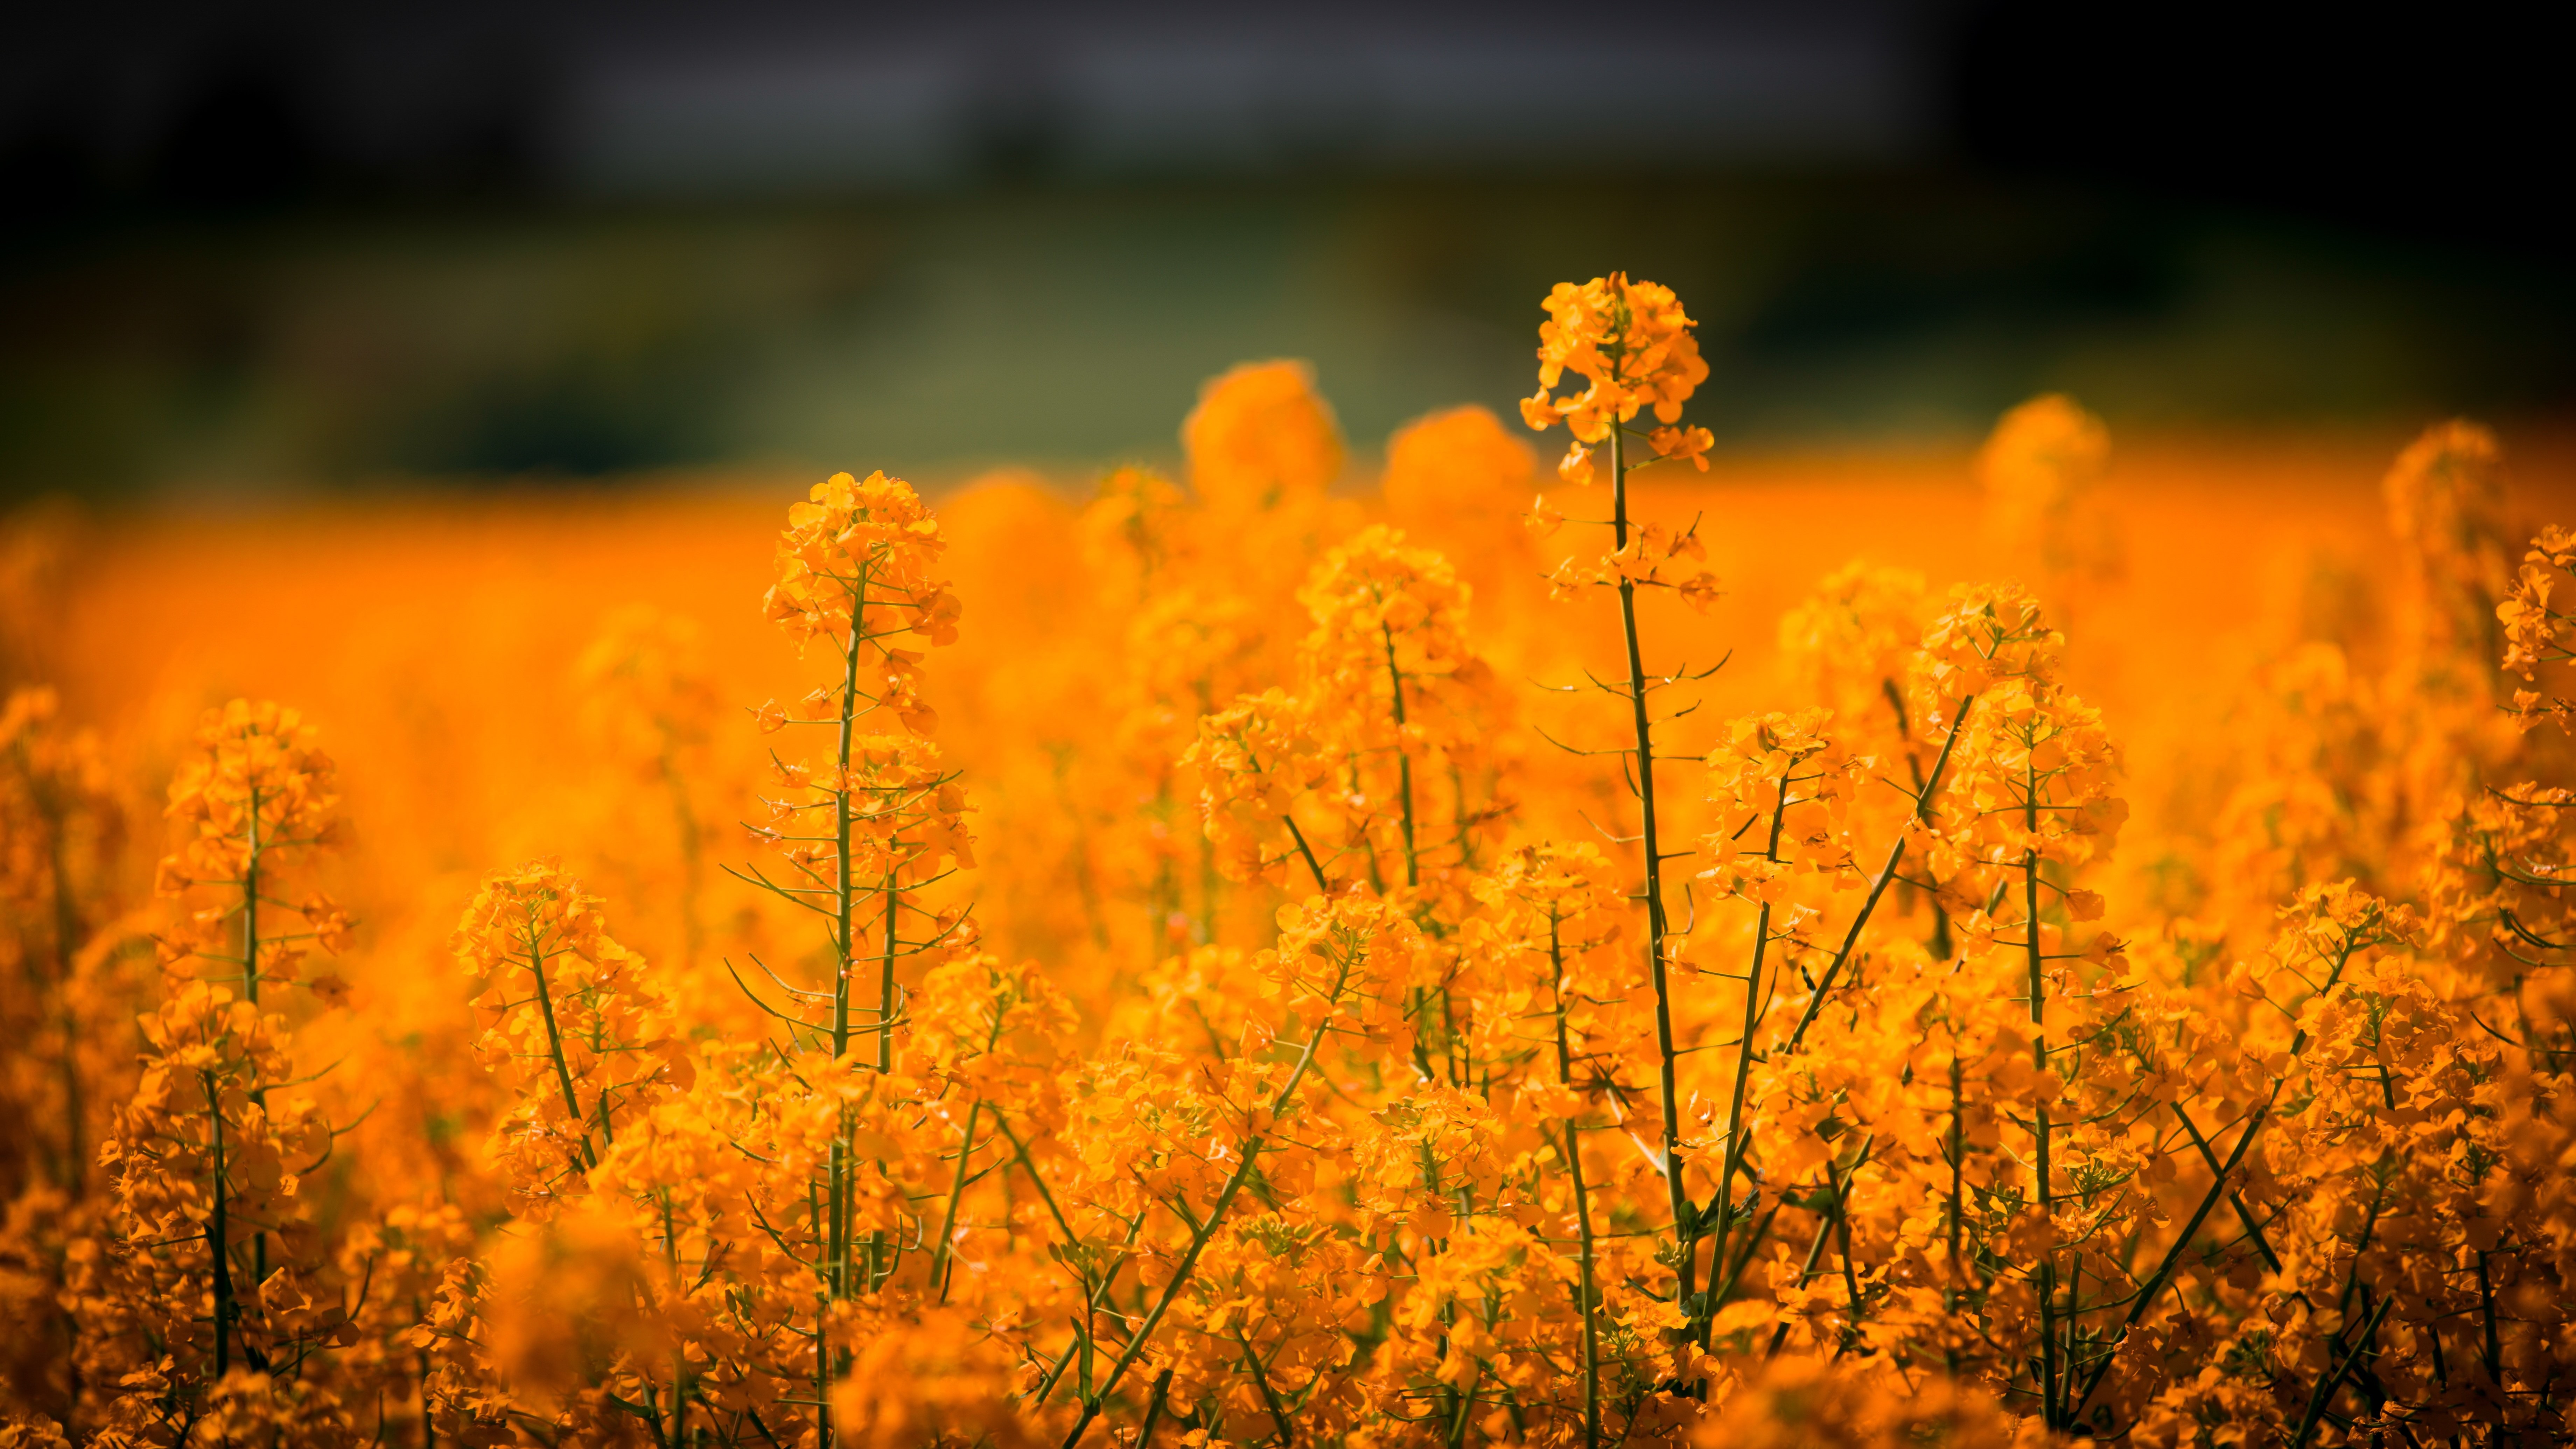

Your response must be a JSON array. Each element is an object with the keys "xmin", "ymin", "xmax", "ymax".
[
  {"xmin": 1, "ymin": 279, "xmax": 2572, "ymax": 1449},
  {"xmin": 155, "ymin": 701, "xmax": 354, "ymax": 1004},
  {"xmin": 1520, "ymin": 275, "xmax": 1714, "ymax": 479}
]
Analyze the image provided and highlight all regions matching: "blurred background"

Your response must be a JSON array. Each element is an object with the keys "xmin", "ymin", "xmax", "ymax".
[{"xmin": 4, "ymin": 0, "xmax": 2571, "ymax": 504}]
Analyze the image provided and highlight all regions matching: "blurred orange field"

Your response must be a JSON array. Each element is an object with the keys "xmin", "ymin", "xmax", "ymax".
[
  {"xmin": 7, "ymin": 279, "xmax": 2576, "ymax": 1448},
  {"xmin": 35, "ymin": 429, "xmax": 2576, "ymax": 942}
]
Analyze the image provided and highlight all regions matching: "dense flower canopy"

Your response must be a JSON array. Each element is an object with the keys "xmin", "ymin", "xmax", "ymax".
[{"xmin": 1, "ymin": 280, "xmax": 2570, "ymax": 1449}]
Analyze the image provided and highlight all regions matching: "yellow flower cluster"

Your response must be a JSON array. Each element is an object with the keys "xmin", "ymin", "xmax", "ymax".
[
  {"xmin": 155, "ymin": 700, "xmax": 353, "ymax": 1001},
  {"xmin": 1520, "ymin": 274, "xmax": 1714, "ymax": 477}
]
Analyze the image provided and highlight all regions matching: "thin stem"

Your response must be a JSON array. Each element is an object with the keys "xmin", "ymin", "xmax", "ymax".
[
  {"xmin": 2173, "ymin": 1103, "xmax": 2284, "ymax": 1274},
  {"xmin": 1763, "ymin": 1140, "xmax": 1869, "ymax": 1361},
  {"xmin": 1610, "ymin": 419, "xmax": 1695, "ymax": 1362},
  {"xmin": 993, "ymin": 1112, "xmax": 1082, "ymax": 1250},
  {"xmin": 931, "ymin": 1101, "xmax": 981, "ymax": 1304},
  {"xmin": 1135, "ymin": 1369, "xmax": 1175, "ymax": 1449},
  {"xmin": 241, "ymin": 785, "xmax": 270, "ymax": 1295},
  {"xmin": 1783, "ymin": 693, "xmax": 1976, "ymax": 1054},
  {"xmin": 2289, "ymin": 1298, "xmax": 2392, "ymax": 1449},
  {"xmin": 1058, "ymin": 961, "xmax": 1351, "ymax": 1447},
  {"xmin": 1710, "ymin": 1203, "xmax": 1779, "ymax": 1308},
  {"xmin": 2066, "ymin": 1097, "xmax": 2279, "ymax": 1420},
  {"xmin": 1550, "ymin": 909, "xmax": 1602, "ymax": 1449},
  {"xmin": 1283, "ymin": 816, "xmax": 1332, "ymax": 896},
  {"xmin": 207, "ymin": 1068, "xmax": 234, "ymax": 1381},
  {"xmin": 523, "ymin": 924, "xmax": 598, "ymax": 1174},
  {"xmin": 2477, "ymin": 1249, "xmax": 2500, "ymax": 1397},
  {"xmin": 2070, "ymin": 925, "xmax": 2380, "ymax": 1428},
  {"xmin": 1703, "ymin": 768, "xmax": 1794, "ymax": 1337},
  {"xmin": 878, "ymin": 872, "xmax": 898, "ymax": 1072},
  {"xmin": 830, "ymin": 583, "xmax": 864, "ymax": 1048},
  {"xmin": 660, "ymin": 1191, "xmax": 688, "ymax": 1448},
  {"xmin": 1832, "ymin": 1181, "xmax": 1865, "ymax": 1358},
  {"xmin": 1198, "ymin": 824, "xmax": 1221, "ymax": 946},
  {"xmin": 242, "ymin": 784, "xmax": 262, "ymax": 1005},
  {"xmin": 2025, "ymin": 765, "xmax": 2059, "ymax": 1428},
  {"xmin": 1946, "ymin": 1055, "xmax": 1966, "ymax": 1349},
  {"xmin": 822, "ymin": 583, "xmax": 867, "ymax": 1449},
  {"xmin": 1236, "ymin": 1328, "xmax": 1296, "ymax": 1447},
  {"xmin": 1382, "ymin": 621, "xmax": 1419, "ymax": 888}
]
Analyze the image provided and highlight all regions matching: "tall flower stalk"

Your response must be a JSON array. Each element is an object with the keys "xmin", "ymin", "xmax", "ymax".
[
  {"xmin": 1522, "ymin": 275, "xmax": 1723, "ymax": 1343},
  {"xmin": 82, "ymin": 700, "xmax": 354, "ymax": 1438},
  {"xmin": 153, "ymin": 702, "xmax": 351, "ymax": 1331},
  {"xmin": 735, "ymin": 470, "xmax": 973, "ymax": 1447}
]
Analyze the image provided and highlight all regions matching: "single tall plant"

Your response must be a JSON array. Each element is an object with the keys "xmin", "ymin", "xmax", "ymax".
[
  {"xmin": 1520, "ymin": 275, "xmax": 1725, "ymax": 1343},
  {"xmin": 735, "ymin": 470, "xmax": 974, "ymax": 1446}
]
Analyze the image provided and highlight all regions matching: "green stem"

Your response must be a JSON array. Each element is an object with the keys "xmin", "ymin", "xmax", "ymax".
[
  {"xmin": 242, "ymin": 785, "xmax": 262, "ymax": 1006},
  {"xmin": 523, "ymin": 924, "xmax": 598, "ymax": 1173},
  {"xmin": 1057, "ymin": 961, "xmax": 1351, "ymax": 1447},
  {"xmin": 932, "ymin": 1101, "xmax": 981, "ymax": 1304},
  {"xmin": 2477, "ymin": 1249, "xmax": 2500, "ymax": 1394},
  {"xmin": 242, "ymin": 786, "xmax": 270, "ymax": 1294},
  {"xmin": 654, "ymin": 1192, "xmax": 689, "ymax": 1446},
  {"xmin": 1381, "ymin": 621, "xmax": 1419, "ymax": 888},
  {"xmin": 1608, "ymin": 422, "xmax": 1695, "ymax": 1365},
  {"xmin": 810, "ymin": 1182, "xmax": 830, "ymax": 1443},
  {"xmin": 2172, "ymin": 1104, "xmax": 2284, "ymax": 1273},
  {"xmin": 822, "ymin": 582, "xmax": 866, "ymax": 1449},
  {"xmin": 1234, "ymin": 733, "xmax": 1332, "ymax": 896},
  {"xmin": 833, "ymin": 588, "xmax": 864, "ymax": 1063},
  {"xmin": 1282, "ymin": 816, "xmax": 1332, "ymax": 896},
  {"xmin": 1134, "ymin": 1369, "xmax": 1175, "ymax": 1449},
  {"xmin": 2067, "ymin": 1097, "xmax": 2280, "ymax": 1422},
  {"xmin": 1703, "ymin": 768, "xmax": 1794, "ymax": 1340},
  {"xmin": 1946, "ymin": 1056, "xmax": 1966, "ymax": 1339},
  {"xmin": 1549, "ymin": 909, "xmax": 1602, "ymax": 1449},
  {"xmin": 207, "ymin": 1068, "xmax": 234, "ymax": 1382},
  {"xmin": 993, "ymin": 1113, "xmax": 1081, "ymax": 1248},
  {"xmin": 1235, "ymin": 1328, "xmax": 1296, "ymax": 1447},
  {"xmin": 1762, "ymin": 1140, "xmax": 1869, "ymax": 1361},
  {"xmin": 1782, "ymin": 693, "xmax": 1976, "ymax": 1054},
  {"xmin": 878, "ymin": 872, "xmax": 898, "ymax": 1072},
  {"xmin": 2024, "ymin": 767, "xmax": 2058, "ymax": 1427},
  {"xmin": 2289, "ymin": 1298, "xmax": 2392, "ymax": 1449},
  {"xmin": 1198, "ymin": 825, "xmax": 1221, "ymax": 945},
  {"xmin": 1832, "ymin": 1179, "xmax": 1866, "ymax": 1358},
  {"xmin": 1710, "ymin": 1203, "xmax": 1779, "ymax": 1310},
  {"xmin": 2069, "ymin": 930, "xmax": 2378, "ymax": 1426}
]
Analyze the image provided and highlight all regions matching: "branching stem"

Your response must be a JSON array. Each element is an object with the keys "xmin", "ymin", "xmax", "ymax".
[{"xmin": 1058, "ymin": 960, "xmax": 1352, "ymax": 1447}]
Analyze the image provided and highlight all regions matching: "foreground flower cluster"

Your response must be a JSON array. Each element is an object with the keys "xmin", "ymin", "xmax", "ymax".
[{"xmin": 1, "ymin": 279, "xmax": 2570, "ymax": 1448}]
